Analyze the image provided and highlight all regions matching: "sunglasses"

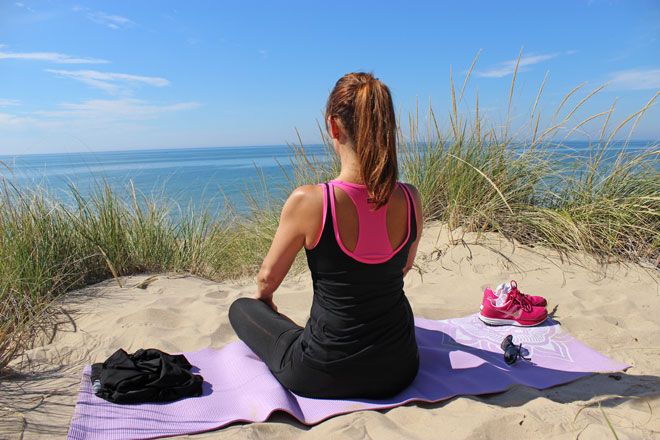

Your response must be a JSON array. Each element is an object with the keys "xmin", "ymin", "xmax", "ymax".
[{"xmin": 500, "ymin": 335, "xmax": 531, "ymax": 365}]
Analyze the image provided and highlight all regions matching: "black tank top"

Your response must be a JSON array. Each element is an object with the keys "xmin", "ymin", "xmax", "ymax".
[{"xmin": 300, "ymin": 181, "xmax": 419, "ymax": 372}]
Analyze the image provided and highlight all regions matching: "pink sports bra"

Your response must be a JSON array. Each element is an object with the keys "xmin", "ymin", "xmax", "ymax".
[{"xmin": 307, "ymin": 179, "xmax": 417, "ymax": 264}]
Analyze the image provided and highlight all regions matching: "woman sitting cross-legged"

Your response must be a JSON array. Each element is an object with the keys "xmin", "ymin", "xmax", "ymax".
[{"xmin": 228, "ymin": 72, "xmax": 423, "ymax": 399}]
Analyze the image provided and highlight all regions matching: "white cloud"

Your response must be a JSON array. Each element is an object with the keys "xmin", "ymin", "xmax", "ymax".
[
  {"xmin": 0, "ymin": 99, "xmax": 200, "ymax": 132},
  {"xmin": 14, "ymin": 2, "xmax": 34, "ymax": 12},
  {"xmin": 476, "ymin": 52, "xmax": 562, "ymax": 78},
  {"xmin": 71, "ymin": 6, "xmax": 135, "ymax": 29},
  {"xmin": 87, "ymin": 11, "xmax": 135, "ymax": 29},
  {"xmin": 0, "ymin": 50, "xmax": 108, "ymax": 64},
  {"xmin": 0, "ymin": 99, "xmax": 20, "ymax": 107},
  {"xmin": 46, "ymin": 69, "xmax": 170, "ymax": 94},
  {"xmin": 607, "ymin": 68, "xmax": 660, "ymax": 91},
  {"xmin": 35, "ymin": 98, "xmax": 200, "ymax": 121},
  {"xmin": 72, "ymin": 7, "xmax": 134, "ymax": 30},
  {"xmin": 0, "ymin": 112, "xmax": 34, "ymax": 126}
]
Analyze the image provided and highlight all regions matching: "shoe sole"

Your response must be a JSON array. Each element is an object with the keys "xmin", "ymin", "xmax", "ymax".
[{"xmin": 478, "ymin": 313, "xmax": 548, "ymax": 327}]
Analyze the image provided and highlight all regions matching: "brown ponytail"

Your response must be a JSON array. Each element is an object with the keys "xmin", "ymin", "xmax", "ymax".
[{"xmin": 325, "ymin": 72, "xmax": 398, "ymax": 210}]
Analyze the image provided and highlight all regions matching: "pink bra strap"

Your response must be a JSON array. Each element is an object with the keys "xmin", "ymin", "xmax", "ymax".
[{"xmin": 328, "ymin": 180, "xmax": 412, "ymax": 264}]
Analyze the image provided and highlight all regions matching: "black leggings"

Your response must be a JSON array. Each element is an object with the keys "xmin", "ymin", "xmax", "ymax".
[{"xmin": 227, "ymin": 297, "xmax": 418, "ymax": 399}]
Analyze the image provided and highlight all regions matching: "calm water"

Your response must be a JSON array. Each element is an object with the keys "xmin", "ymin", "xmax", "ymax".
[
  {"xmin": 0, "ymin": 145, "xmax": 332, "ymax": 215},
  {"xmin": 0, "ymin": 141, "xmax": 655, "ymax": 215}
]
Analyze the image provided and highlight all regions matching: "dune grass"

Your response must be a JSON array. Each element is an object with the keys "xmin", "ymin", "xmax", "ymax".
[
  {"xmin": 398, "ymin": 53, "xmax": 658, "ymax": 264},
  {"xmin": 0, "ymin": 53, "xmax": 658, "ymax": 373}
]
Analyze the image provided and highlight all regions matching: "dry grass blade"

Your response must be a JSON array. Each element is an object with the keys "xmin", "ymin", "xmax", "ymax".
[
  {"xmin": 563, "ymin": 83, "xmax": 608, "ymax": 123},
  {"xmin": 446, "ymin": 153, "xmax": 514, "ymax": 214},
  {"xmin": 507, "ymin": 47, "xmax": 523, "ymax": 126},
  {"xmin": 0, "ymin": 160, "xmax": 14, "ymax": 175},
  {"xmin": 599, "ymin": 100, "xmax": 617, "ymax": 144},
  {"xmin": 458, "ymin": 50, "xmax": 481, "ymax": 104},
  {"xmin": 531, "ymin": 71, "xmax": 549, "ymax": 122},
  {"xmin": 562, "ymin": 111, "xmax": 611, "ymax": 141},
  {"xmin": 624, "ymin": 91, "xmax": 659, "ymax": 148},
  {"xmin": 97, "ymin": 246, "xmax": 123, "ymax": 288},
  {"xmin": 135, "ymin": 276, "xmax": 158, "ymax": 290},
  {"xmin": 598, "ymin": 402, "xmax": 620, "ymax": 440},
  {"xmin": 553, "ymin": 82, "xmax": 587, "ymax": 123}
]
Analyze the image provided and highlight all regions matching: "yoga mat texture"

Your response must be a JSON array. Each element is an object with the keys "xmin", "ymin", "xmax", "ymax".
[{"xmin": 67, "ymin": 314, "xmax": 628, "ymax": 440}]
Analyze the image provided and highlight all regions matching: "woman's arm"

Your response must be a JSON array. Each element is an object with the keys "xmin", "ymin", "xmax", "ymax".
[
  {"xmin": 254, "ymin": 185, "xmax": 319, "ymax": 306},
  {"xmin": 402, "ymin": 183, "xmax": 423, "ymax": 277}
]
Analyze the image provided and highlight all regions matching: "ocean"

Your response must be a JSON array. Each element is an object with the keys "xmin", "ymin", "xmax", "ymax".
[
  {"xmin": 0, "ymin": 145, "xmax": 331, "ymax": 216},
  {"xmin": 0, "ymin": 141, "xmax": 655, "ymax": 215}
]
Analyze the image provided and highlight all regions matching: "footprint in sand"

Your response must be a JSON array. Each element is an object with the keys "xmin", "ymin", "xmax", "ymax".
[
  {"xmin": 116, "ymin": 308, "xmax": 183, "ymax": 327},
  {"xmin": 571, "ymin": 289, "xmax": 600, "ymax": 301},
  {"xmin": 204, "ymin": 289, "xmax": 231, "ymax": 300}
]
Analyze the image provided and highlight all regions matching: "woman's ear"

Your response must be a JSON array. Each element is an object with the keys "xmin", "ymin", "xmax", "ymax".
[
  {"xmin": 329, "ymin": 117, "xmax": 344, "ymax": 142},
  {"xmin": 326, "ymin": 116, "xmax": 334, "ymax": 138},
  {"xmin": 328, "ymin": 116, "xmax": 337, "ymax": 139}
]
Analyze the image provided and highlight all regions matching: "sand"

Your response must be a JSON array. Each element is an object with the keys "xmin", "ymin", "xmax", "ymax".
[{"xmin": 2, "ymin": 220, "xmax": 659, "ymax": 439}]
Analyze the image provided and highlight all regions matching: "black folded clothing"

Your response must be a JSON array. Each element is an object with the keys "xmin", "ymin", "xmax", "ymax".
[{"xmin": 90, "ymin": 348, "xmax": 204, "ymax": 404}]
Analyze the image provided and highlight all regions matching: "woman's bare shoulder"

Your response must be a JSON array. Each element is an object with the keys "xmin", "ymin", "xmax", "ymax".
[
  {"xmin": 290, "ymin": 184, "xmax": 324, "ymax": 199},
  {"xmin": 286, "ymin": 184, "xmax": 324, "ymax": 213},
  {"xmin": 292, "ymin": 183, "xmax": 323, "ymax": 193}
]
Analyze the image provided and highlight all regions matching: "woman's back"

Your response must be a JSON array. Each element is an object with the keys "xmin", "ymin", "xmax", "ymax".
[
  {"xmin": 300, "ymin": 179, "xmax": 419, "ymax": 374},
  {"xmin": 230, "ymin": 72, "xmax": 423, "ymax": 399}
]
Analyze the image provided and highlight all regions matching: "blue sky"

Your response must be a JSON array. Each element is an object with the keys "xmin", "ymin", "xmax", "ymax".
[{"xmin": 1, "ymin": 0, "xmax": 658, "ymax": 154}]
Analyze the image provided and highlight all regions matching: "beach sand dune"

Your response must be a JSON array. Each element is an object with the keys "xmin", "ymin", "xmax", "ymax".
[{"xmin": 3, "ymin": 221, "xmax": 659, "ymax": 439}]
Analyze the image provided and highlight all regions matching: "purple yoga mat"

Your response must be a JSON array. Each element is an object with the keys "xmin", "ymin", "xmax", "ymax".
[{"xmin": 67, "ymin": 314, "xmax": 628, "ymax": 440}]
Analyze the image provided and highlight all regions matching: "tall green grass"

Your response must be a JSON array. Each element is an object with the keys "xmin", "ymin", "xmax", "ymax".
[
  {"xmin": 0, "ymin": 180, "xmax": 287, "ymax": 372},
  {"xmin": 398, "ymin": 53, "xmax": 659, "ymax": 262},
  {"xmin": 1, "ymin": 53, "xmax": 658, "ymax": 373}
]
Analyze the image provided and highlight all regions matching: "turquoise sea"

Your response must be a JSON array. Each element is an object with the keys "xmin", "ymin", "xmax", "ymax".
[
  {"xmin": 0, "ymin": 145, "xmax": 331, "ymax": 215},
  {"xmin": 0, "ymin": 141, "xmax": 655, "ymax": 215}
]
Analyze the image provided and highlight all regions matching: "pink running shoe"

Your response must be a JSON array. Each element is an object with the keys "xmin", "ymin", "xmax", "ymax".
[
  {"xmin": 479, "ymin": 283, "xmax": 548, "ymax": 327},
  {"xmin": 484, "ymin": 280, "xmax": 547, "ymax": 307}
]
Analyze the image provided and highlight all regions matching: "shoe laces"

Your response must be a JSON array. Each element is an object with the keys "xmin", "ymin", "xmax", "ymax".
[{"xmin": 508, "ymin": 280, "xmax": 533, "ymax": 312}]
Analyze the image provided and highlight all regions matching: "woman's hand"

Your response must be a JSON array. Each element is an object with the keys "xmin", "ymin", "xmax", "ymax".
[{"xmin": 253, "ymin": 292, "xmax": 278, "ymax": 313}]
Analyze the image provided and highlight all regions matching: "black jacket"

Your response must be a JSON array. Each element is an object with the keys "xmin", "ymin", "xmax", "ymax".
[{"xmin": 90, "ymin": 348, "xmax": 204, "ymax": 404}]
